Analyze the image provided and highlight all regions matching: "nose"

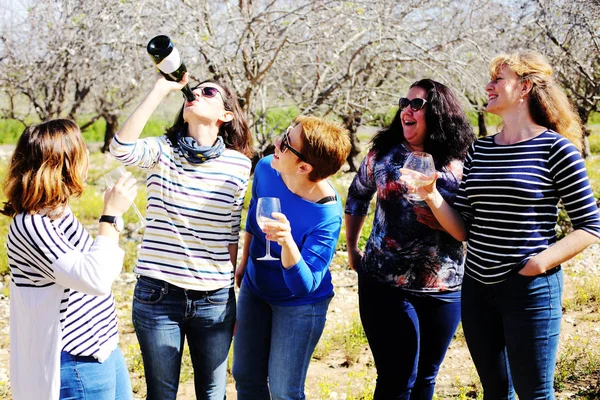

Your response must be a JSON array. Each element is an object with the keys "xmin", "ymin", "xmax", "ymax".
[
  {"xmin": 401, "ymin": 106, "xmax": 412, "ymax": 117},
  {"xmin": 274, "ymin": 136, "xmax": 283, "ymax": 151},
  {"xmin": 485, "ymin": 81, "xmax": 494, "ymax": 92}
]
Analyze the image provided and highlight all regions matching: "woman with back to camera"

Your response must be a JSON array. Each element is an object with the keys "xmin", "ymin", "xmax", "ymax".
[
  {"xmin": 3, "ymin": 119, "xmax": 136, "ymax": 400},
  {"xmin": 345, "ymin": 79, "xmax": 475, "ymax": 399},
  {"xmin": 110, "ymin": 72, "xmax": 252, "ymax": 400},
  {"xmin": 232, "ymin": 115, "xmax": 352, "ymax": 400},
  {"xmin": 408, "ymin": 50, "xmax": 600, "ymax": 398}
]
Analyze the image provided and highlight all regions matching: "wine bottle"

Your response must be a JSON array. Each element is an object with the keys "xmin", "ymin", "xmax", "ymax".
[{"xmin": 147, "ymin": 35, "xmax": 195, "ymax": 101}]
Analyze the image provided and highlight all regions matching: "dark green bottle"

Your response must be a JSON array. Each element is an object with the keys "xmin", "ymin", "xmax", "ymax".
[{"xmin": 147, "ymin": 35, "xmax": 195, "ymax": 101}]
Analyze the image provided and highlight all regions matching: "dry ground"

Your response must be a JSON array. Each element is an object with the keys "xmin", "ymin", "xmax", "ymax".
[{"xmin": 2, "ymin": 244, "xmax": 599, "ymax": 399}]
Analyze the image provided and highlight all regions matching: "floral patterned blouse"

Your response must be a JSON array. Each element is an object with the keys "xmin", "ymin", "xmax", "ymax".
[{"xmin": 345, "ymin": 144, "xmax": 465, "ymax": 292}]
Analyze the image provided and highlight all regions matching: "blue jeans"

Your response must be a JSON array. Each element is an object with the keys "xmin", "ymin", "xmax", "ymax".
[
  {"xmin": 232, "ymin": 283, "xmax": 331, "ymax": 400},
  {"xmin": 60, "ymin": 347, "xmax": 132, "ymax": 400},
  {"xmin": 132, "ymin": 276, "xmax": 236, "ymax": 400},
  {"xmin": 358, "ymin": 275, "xmax": 461, "ymax": 400},
  {"xmin": 461, "ymin": 267, "xmax": 563, "ymax": 400}
]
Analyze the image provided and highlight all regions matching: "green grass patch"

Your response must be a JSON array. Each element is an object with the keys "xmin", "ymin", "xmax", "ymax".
[
  {"xmin": 588, "ymin": 127, "xmax": 600, "ymax": 155},
  {"xmin": 0, "ymin": 119, "xmax": 26, "ymax": 144},
  {"xmin": 588, "ymin": 112, "xmax": 600, "ymax": 125},
  {"xmin": 555, "ymin": 339, "xmax": 600, "ymax": 391}
]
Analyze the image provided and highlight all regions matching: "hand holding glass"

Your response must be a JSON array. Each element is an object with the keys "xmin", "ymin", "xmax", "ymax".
[
  {"xmin": 105, "ymin": 166, "xmax": 146, "ymax": 228},
  {"xmin": 256, "ymin": 197, "xmax": 281, "ymax": 261},
  {"xmin": 400, "ymin": 152, "xmax": 435, "ymax": 203}
]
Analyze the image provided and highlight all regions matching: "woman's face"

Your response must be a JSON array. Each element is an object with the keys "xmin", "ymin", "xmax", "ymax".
[
  {"xmin": 401, "ymin": 86, "xmax": 428, "ymax": 151},
  {"xmin": 485, "ymin": 65, "xmax": 523, "ymax": 115},
  {"xmin": 271, "ymin": 123, "xmax": 306, "ymax": 174},
  {"xmin": 183, "ymin": 83, "xmax": 230, "ymax": 124}
]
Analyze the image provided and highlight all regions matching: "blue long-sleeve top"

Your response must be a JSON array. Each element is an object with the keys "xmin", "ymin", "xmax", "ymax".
[{"xmin": 243, "ymin": 155, "xmax": 342, "ymax": 306}]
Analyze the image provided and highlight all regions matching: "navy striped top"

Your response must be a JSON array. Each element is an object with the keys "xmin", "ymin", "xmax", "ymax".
[
  {"xmin": 8, "ymin": 211, "xmax": 120, "ymax": 356},
  {"xmin": 454, "ymin": 130, "xmax": 600, "ymax": 284}
]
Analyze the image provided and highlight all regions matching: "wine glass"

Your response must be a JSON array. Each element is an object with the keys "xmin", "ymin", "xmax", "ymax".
[
  {"xmin": 105, "ymin": 166, "xmax": 147, "ymax": 228},
  {"xmin": 256, "ymin": 197, "xmax": 281, "ymax": 261},
  {"xmin": 400, "ymin": 152, "xmax": 435, "ymax": 206}
]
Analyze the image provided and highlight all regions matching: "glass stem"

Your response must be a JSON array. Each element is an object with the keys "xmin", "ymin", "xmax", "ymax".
[{"xmin": 266, "ymin": 239, "xmax": 271, "ymax": 256}]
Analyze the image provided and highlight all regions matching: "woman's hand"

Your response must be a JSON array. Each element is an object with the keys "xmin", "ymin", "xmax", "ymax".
[
  {"xmin": 153, "ymin": 72, "xmax": 190, "ymax": 96},
  {"xmin": 518, "ymin": 255, "xmax": 547, "ymax": 276},
  {"xmin": 102, "ymin": 172, "xmax": 138, "ymax": 217},
  {"xmin": 399, "ymin": 169, "xmax": 440, "ymax": 205},
  {"xmin": 261, "ymin": 212, "xmax": 294, "ymax": 247},
  {"xmin": 235, "ymin": 260, "xmax": 247, "ymax": 288},
  {"xmin": 347, "ymin": 247, "xmax": 363, "ymax": 271},
  {"xmin": 413, "ymin": 206, "xmax": 446, "ymax": 232}
]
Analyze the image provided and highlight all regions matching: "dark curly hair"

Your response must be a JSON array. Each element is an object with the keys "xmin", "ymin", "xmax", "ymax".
[{"xmin": 371, "ymin": 79, "xmax": 475, "ymax": 168}]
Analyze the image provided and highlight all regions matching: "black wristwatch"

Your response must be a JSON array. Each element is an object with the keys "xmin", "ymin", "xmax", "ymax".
[{"xmin": 99, "ymin": 215, "xmax": 124, "ymax": 232}]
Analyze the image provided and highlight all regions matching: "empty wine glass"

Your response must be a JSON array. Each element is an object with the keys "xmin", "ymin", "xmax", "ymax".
[
  {"xmin": 400, "ymin": 152, "xmax": 435, "ymax": 205},
  {"xmin": 256, "ymin": 197, "xmax": 281, "ymax": 261},
  {"xmin": 105, "ymin": 166, "xmax": 146, "ymax": 228}
]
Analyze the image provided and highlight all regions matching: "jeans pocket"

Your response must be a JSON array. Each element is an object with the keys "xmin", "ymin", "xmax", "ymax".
[
  {"xmin": 133, "ymin": 277, "xmax": 166, "ymax": 305},
  {"xmin": 206, "ymin": 287, "xmax": 235, "ymax": 305}
]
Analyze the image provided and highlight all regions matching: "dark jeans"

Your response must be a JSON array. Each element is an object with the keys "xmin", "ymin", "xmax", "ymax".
[
  {"xmin": 461, "ymin": 268, "xmax": 563, "ymax": 400},
  {"xmin": 132, "ymin": 276, "xmax": 236, "ymax": 400},
  {"xmin": 358, "ymin": 275, "xmax": 461, "ymax": 400}
]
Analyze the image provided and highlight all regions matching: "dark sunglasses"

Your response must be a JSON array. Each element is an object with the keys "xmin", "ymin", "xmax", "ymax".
[
  {"xmin": 399, "ymin": 97, "xmax": 428, "ymax": 111},
  {"xmin": 280, "ymin": 126, "xmax": 308, "ymax": 162},
  {"xmin": 188, "ymin": 86, "xmax": 225, "ymax": 103}
]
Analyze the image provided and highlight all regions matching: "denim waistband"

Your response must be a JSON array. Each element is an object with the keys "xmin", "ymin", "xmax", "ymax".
[{"xmin": 137, "ymin": 275, "xmax": 232, "ymax": 296}]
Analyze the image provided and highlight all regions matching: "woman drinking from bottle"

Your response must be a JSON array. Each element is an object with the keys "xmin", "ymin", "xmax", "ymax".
[{"xmin": 110, "ymin": 72, "xmax": 252, "ymax": 400}]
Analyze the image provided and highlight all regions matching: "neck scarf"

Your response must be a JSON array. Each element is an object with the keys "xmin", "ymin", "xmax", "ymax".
[{"xmin": 177, "ymin": 132, "xmax": 225, "ymax": 164}]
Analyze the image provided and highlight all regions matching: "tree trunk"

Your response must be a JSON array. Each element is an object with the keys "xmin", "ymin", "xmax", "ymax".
[
  {"xmin": 102, "ymin": 113, "xmax": 119, "ymax": 153},
  {"xmin": 342, "ymin": 111, "xmax": 362, "ymax": 173},
  {"xmin": 478, "ymin": 109, "xmax": 487, "ymax": 138}
]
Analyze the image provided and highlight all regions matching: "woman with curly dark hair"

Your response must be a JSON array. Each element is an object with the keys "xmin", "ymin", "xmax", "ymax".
[{"xmin": 345, "ymin": 79, "xmax": 475, "ymax": 399}]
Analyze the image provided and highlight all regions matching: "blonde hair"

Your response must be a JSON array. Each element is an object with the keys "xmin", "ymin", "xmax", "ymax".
[
  {"xmin": 489, "ymin": 50, "xmax": 583, "ymax": 150},
  {"xmin": 294, "ymin": 115, "xmax": 352, "ymax": 182},
  {"xmin": 2, "ymin": 119, "xmax": 88, "ymax": 217}
]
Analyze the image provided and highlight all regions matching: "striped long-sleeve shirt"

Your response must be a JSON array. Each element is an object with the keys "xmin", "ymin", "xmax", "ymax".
[
  {"xmin": 454, "ymin": 130, "xmax": 600, "ymax": 284},
  {"xmin": 110, "ymin": 134, "xmax": 251, "ymax": 291},
  {"xmin": 8, "ymin": 209, "xmax": 124, "ymax": 400}
]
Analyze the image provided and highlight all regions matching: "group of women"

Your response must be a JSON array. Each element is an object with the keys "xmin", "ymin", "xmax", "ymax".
[{"xmin": 4, "ymin": 48, "xmax": 600, "ymax": 400}]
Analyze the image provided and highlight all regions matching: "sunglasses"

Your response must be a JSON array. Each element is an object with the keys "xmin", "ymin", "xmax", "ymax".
[
  {"xmin": 188, "ymin": 86, "xmax": 225, "ymax": 103},
  {"xmin": 280, "ymin": 126, "xmax": 307, "ymax": 162},
  {"xmin": 399, "ymin": 97, "xmax": 428, "ymax": 111}
]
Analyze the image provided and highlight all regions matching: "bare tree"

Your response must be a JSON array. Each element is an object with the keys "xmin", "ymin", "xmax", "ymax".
[{"xmin": 0, "ymin": 0, "xmax": 149, "ymax": 151}]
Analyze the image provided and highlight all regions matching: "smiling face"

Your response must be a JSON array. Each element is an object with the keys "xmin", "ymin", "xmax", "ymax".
[
  {"xmin": 182, "ymin": 83, "xmax": 231, "ymax": 124},
  {"xmin": 401, "ymin": 86, "xmax": 428, "ymax": 152},
  {"xmin": 485, "ymin": 65, "xmax": 524, "ymax": 116}
]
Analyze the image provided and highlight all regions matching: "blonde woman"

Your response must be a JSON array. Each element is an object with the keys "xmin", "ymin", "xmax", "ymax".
[
  {"xmin": 3, "ymin": 119, "xmax": 136, "ymax": 399},
  {"xmin": 407, "ymin": 50, "xmax": 600, "ymax": 398}
]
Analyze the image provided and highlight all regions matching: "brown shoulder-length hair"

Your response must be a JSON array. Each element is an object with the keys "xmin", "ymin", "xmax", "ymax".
[
  {"xmin": 1, "ymin": 119, "xmax": 88, "ymax": 217},
  {"xmin": 489, "ymin": 50, "xmax": 584, "ymax": 151},
  {"xmin": 166, "ymin": 80, "xmax": 253, "ymax": 158}
]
